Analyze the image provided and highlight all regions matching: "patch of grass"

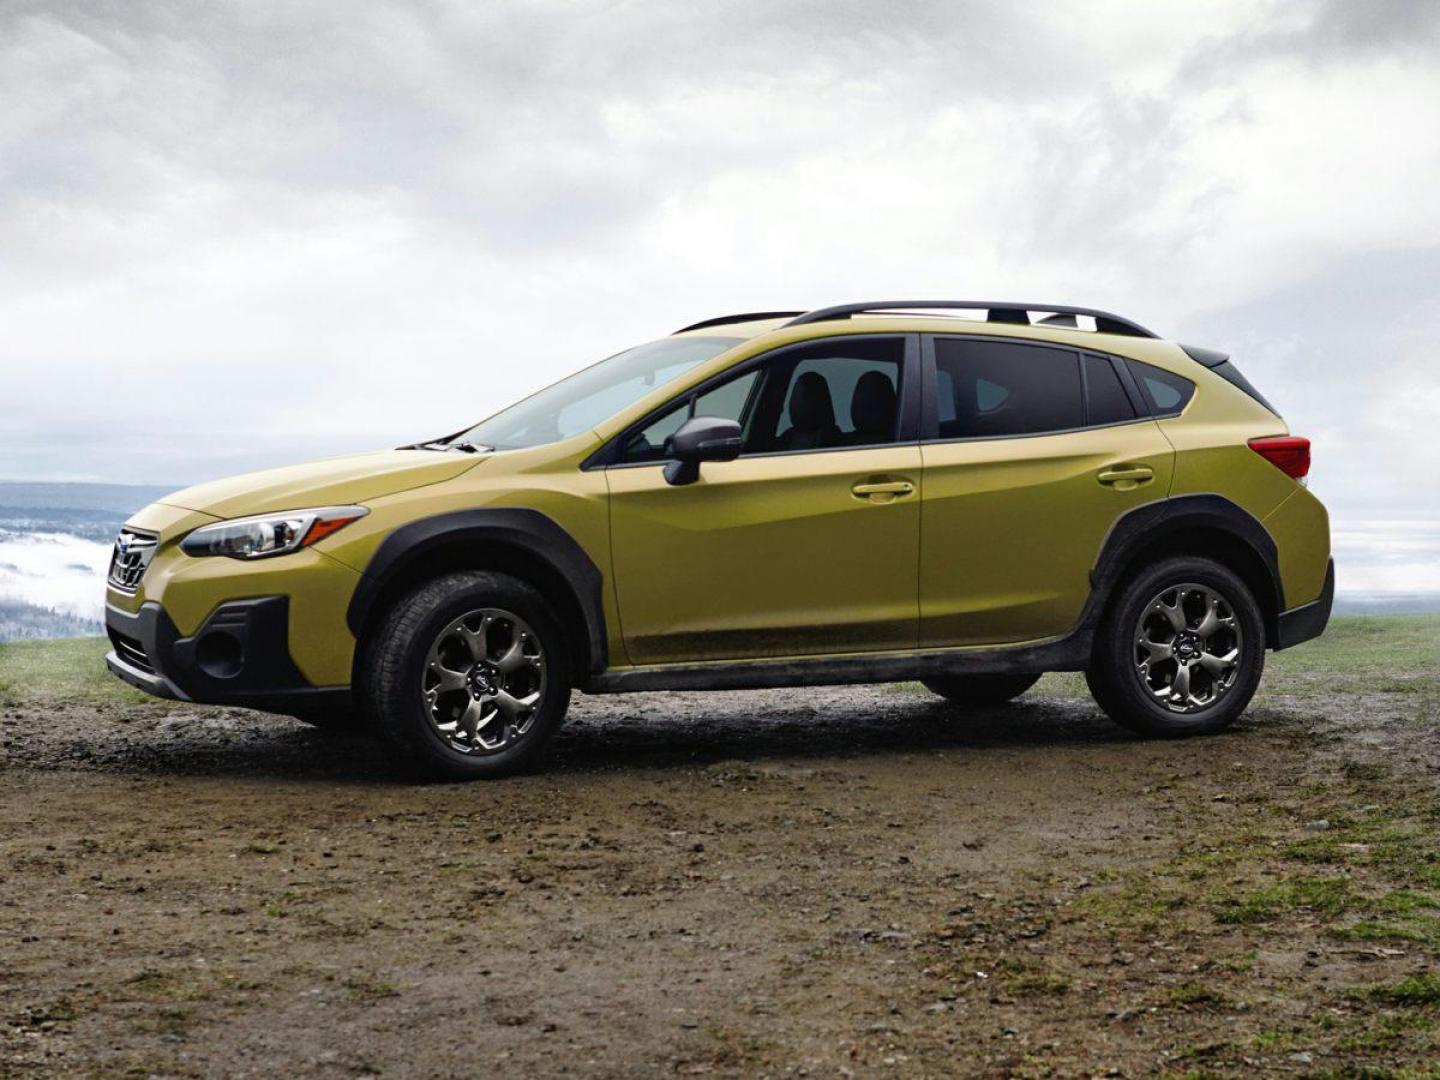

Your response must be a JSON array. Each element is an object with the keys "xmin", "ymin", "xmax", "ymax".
[
  {"xmin": 1330, "ymin": 921, "xmax": 1438, "ymax": 945},
  {"xmin": 1209, "ymin": 949, "xmax": 1258, "ymax": 974},
  {"xmin": 1370, "ymin": 974, "xmax": 1440, "ymax": 1007},
  {"xmin": 344, "ymin": 974, "xmax": 399, "ymax": 1001},
  {"xmin": 1214, "ymin": 876, "xmax": 1354, "ymax": 925},
  {"xmin": 1266, "ymin": 615, "xmax": 1440, "ymax": 692},
  {"xmin": 0, "ymin": 636, "xmax": 154, "ymax": 705},
  {"xmin": 1165, "ymin": 982, "xmax": 1230, "ymax": 1008},
  {"xmin": 1006, "ymin": 970, "xmax": 1070, "ymax": 996},
  {"xmin": 1250, "ymin": 1029, "xmax": 1305, "ymax": 1053}
]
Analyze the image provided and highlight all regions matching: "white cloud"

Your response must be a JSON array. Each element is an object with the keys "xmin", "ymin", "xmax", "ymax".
[{"xmin": 0, "ymin": 0, "xmax": 1436, "ymax": 533}]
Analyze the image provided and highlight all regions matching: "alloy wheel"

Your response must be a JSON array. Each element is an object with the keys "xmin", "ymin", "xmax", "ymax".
[
  {"xmin": 1133, "ymin": 583, "xmax": 1244, "ymax": 714},
  {"xmin": 421, "ymin": 608, "xmax": 546, "ymax": 754}
]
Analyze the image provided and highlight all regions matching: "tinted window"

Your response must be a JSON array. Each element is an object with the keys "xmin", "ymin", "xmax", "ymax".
[
  {"xmin": 932, "ymin": 339, "xmax": 1082, "ymax": 438},
  {"xmin": 769, "ymin": 340, "xmax": 904, "ymax": 450},
  {"xmin": 1127, "ymin": 359, "xmax": 1195, "ymax": 416},
  {"xmin": 1083, "ymin": 354, "xmax": 1136, "ymax": 426},
  {"xmin": 617, "ymin": 337, "xmax": 905, "ymax": 461},
  {"xmin": 1211, "ymin": 359, "xmax": 1279, "ymax": 416},
  {"xmin": 620, "ymin": 371, "xmax": 759, "ymax": 463}
]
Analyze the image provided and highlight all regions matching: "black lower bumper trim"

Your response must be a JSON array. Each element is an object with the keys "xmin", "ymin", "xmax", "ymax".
[
  {"xmin": 1275, "ymin": 558, "xmax": 1335, "ymax": 650},
  {"xmin": 104, "ymin": 597, "xmax": 350, "ymax": 715}
]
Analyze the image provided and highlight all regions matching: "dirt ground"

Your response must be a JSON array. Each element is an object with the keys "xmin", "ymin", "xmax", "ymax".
[{"xmin": 2, "ymin": 621, "xmax": 1438, "ymax": 1078}]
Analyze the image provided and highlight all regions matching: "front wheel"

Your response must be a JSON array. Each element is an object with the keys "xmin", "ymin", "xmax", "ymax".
[
  {"xmin": 360, "ymin": 571, "xmax": 573, "ymax": 780},
  {"xmin": 1086, "ymin": 556, "xmax": 1264, "ymax": 737},
  {"xmin": 922, "ymin": 672, "xmax": 1041, "ymax": 706}
]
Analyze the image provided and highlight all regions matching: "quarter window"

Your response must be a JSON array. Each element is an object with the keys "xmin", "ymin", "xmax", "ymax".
[{"xmin": 1127, "ymin": 359, "xmax": 1195, "ymax": 416}]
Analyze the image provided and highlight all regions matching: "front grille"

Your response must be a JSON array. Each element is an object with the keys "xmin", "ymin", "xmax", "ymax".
[
  {"xmin": 109, "ymin": 629, "xmax": 155, "ymax": 674},
  {"xmin": 107, "ymin": 528, "xmax": 158, "ymax": 593}
]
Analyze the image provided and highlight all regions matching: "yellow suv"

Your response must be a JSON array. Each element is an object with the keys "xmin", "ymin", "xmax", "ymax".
[{"xmin": 105, "ymin": 301, "xmax": 1333, "ymax": 779}]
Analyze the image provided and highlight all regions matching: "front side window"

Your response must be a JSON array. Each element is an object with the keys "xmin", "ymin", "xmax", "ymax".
[
  {"xmin": 932, "ymin": 339, "xmax": 1083, "ymax": 438},
  {"xmin": 620, "ymin": 371, "xmax": 761, "ymax": 464},
  {"xmin": 616, "ymin": 337, "xmax": 907, "ymax": 463},
  {"xmin": 450, "ymin": 336, "xmax": 740, "ymax": 451}
]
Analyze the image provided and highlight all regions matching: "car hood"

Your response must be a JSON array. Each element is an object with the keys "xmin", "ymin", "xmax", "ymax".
[{"xmin": 157, "ymin": 449, "xmax": 485, "ymax": 519}]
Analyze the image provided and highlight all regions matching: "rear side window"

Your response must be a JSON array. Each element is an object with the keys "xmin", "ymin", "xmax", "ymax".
[
  {"xmin": 1126, "ymin": 359, "xmax": 1195, "ymax": 417},
  {"xmin": 1082, "ymin": 355, "xmax": 1136, "ymax": 426},
  {"xmin": 932, "ymin": 339, "xmax": 1083, "ymax": 438}
]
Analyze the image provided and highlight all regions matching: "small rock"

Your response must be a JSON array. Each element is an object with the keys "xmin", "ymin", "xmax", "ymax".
[{"xmin": 1304, "ymin": 819, "xmax": 1330, "ymax": 831}]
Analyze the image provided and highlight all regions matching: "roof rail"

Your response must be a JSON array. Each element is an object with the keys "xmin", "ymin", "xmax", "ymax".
[
  {"xmin": 675, "ymin": 311, "xmax": 805, "ymax": 334},
  {"xmin": 783, "ymin": 301, "xmax": 1159, "ymax": 338}
]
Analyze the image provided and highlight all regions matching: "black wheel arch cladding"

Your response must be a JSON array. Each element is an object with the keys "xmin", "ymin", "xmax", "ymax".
[
  {"xmin": 346, "ymin": 507, "xmax": 608, "ymax": 676},
  {"xmin": 1086, "ymin": 493, "xmax": 1284, "ymax": 646}
]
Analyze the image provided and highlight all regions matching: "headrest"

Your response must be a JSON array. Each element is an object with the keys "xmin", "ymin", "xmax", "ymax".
[{"xmin": 788, "ymin": 371, "xmax": 836, "ymax": 430}]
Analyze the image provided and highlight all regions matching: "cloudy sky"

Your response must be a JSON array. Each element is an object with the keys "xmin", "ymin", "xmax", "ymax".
[{"xmin": 2, "ymin": 0, "xmax": 1438, "ymax": 538}]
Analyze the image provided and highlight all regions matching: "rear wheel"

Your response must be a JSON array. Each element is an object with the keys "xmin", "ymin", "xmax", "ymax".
[
  {"xmin": 1086, "ymin": 556, "xmax": 1264, "ymax": 737},
  {"xmin": 361, "ymin": 571, "xmax": 572, "ymax": 780},
  {"xmin": 921, "ymin": 672, "xmax": 1041, "ymax": 706}
]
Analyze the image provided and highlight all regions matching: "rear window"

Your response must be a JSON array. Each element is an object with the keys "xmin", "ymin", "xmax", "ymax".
[
  {"xmin": 1212, "ymin": 359, "xmax": 1280, "ymax": 416},
  {"xmin": 1126, "ymin": 359, "xmax": 1195, "ymax": 417}
]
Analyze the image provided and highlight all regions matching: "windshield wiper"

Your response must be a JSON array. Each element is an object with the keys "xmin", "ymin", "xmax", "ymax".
[{"xmin": 446, "ymin": 440, "xmax": 492, "ymax": 454}]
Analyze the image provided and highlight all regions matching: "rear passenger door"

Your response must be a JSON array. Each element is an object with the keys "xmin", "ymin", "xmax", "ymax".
[{"xmin": 918, "ymin": 336, "xmax": 1174, "ymax": 647}]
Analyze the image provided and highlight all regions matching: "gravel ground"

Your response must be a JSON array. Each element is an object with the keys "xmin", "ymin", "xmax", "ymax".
[{"xmin": 1, "ymin": 623, "xmax": 1438, "ymax": 1078}]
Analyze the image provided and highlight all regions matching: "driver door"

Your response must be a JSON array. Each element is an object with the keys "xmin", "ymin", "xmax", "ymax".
[{"xmin": 604, "ymin": 335, "xmax": 922, "ymax": 666}]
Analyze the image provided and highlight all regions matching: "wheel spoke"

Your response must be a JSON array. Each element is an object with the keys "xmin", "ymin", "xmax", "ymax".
[
  {"xmin": 457, "ymin": 697, "xmax": 485, "ymax": 739},
  {"xmin": 493, "ymin": 689, "xmax": 540, "ymax": 723},
  {"xmin": 429, "ymin": 664, "xmax": 468, "ymax": 693},
  {"xmin": 1195, "ymin": 592, "xmax": 1226, "ymax": 639},
  {"xmin": 495, "ymin": 637, "xmax": 530, "ymax": 674},
  {"xmin": 1155, "ymin": 597, "xmax": 1186, "ymax": 633},
  {"xmin": 458, "ymin": 618, "xmax": 491, "ymax": 664},
  {"xmin": 1170, "ymin": 661, "xmax": 1193, "ymax": 705},
  {"xmin": 1137, "ymin": 636, "xmax": 1173, "ymax": 663},
  {"xmin": 1197, "ymin": 649, "xmax": 1237, "ymax": 677}
]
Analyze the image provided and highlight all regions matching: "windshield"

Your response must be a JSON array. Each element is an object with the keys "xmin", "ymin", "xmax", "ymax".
[{"xmin": 448, "ymin": 336, "xmax": 741, "ymax": 451}]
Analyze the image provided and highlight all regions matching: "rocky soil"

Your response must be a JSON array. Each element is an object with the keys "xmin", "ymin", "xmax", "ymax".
[{"xmin": 2, "ymin": 623, "xmax": 1438, "ymax": 1078}]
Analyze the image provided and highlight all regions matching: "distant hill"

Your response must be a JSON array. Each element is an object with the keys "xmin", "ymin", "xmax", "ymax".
[
  {"xmin": 0, "ymin": 481, "xmax": 177, "ymax": 543},
  {"xmin": 0, "ymin": 599, "xmax": 102, "ymax": 642}
]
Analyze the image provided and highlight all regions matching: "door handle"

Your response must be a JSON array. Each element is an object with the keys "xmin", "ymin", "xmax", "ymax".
[
  {"xmin": 1097, "ymin": 465, "xmax": 1155, "ymax": 490},
  {"xmin": 851, "ymin": 479, "xmax": 915, "ymax": 502}
]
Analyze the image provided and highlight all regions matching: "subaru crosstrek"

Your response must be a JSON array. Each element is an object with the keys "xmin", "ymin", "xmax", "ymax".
[{"xmin": 105, "ymin": 301, "xmax": 1333, "ymax": 779}]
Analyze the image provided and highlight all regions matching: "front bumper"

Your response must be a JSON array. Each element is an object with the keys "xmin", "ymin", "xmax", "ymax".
[
  {"xmin": 105, "ymin": 596, "xmax": 349, "ymax": 715},
  {"xmin": 1274, "ymin": 558, "xmax": 1335, "ymax": 650}
]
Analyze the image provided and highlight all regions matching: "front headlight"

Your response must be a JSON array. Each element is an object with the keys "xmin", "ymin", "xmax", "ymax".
[{"xmin": 180, "ymin": 506, "xmax": 369, "ymax": 560}]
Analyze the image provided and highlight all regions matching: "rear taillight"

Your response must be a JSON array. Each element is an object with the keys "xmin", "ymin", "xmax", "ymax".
[{"xmin": 1249, "ymin": 435, "xmax": 1310, "ymax": 480}]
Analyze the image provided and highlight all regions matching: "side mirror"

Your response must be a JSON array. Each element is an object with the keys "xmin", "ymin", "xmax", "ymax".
[{"xmin": 662, "ymin": 416, "xmax": 743, "ymax": 486}]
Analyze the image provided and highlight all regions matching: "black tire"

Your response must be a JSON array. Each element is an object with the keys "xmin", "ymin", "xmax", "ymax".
[
  {"xmin": 921, "ymin": 672, "xmax": 1041, "ymax": 706},
  {"xmin": 1086, "ymin": 556, "xmax": 1264, "ymax": 737},
  {"xmin": 360, "ymin": 571, "xmax": 573, "ymax": 780}
]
